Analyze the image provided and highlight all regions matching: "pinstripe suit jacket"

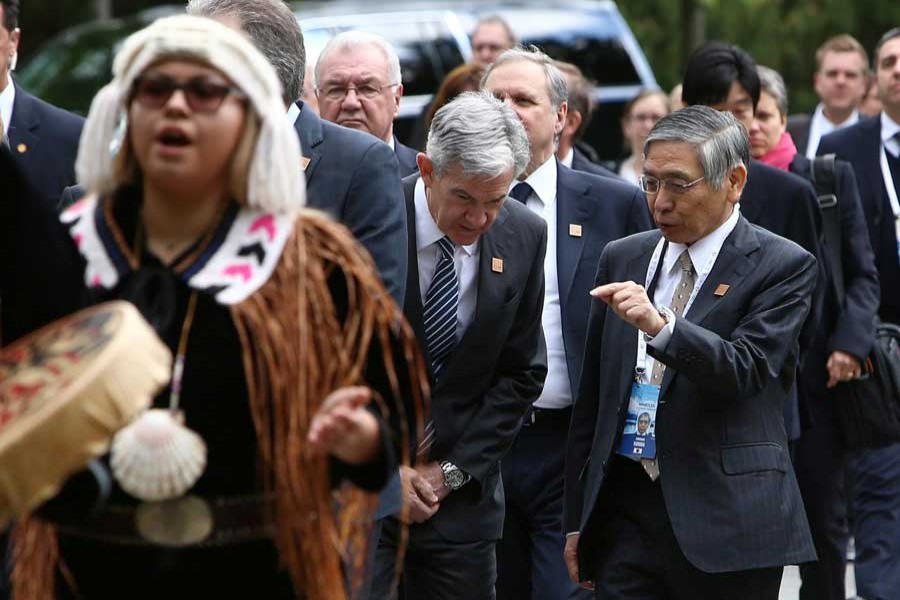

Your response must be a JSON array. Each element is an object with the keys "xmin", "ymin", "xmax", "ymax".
[{"xmin": 564, "ymin": 216, "xmax": 818, "ymax": 575}]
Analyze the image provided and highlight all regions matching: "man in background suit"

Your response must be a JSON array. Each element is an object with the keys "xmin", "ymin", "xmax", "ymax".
[
  {"xmin": 370, "ymin": 91, "xmax": 547, "ymax": 600},
  {"xmin": 787, "ymin": 34, "xmax": 869, "ymax": 158},
  {"xmin": 315, "ymin": 30, "xmax": 419, "ymax": 177},
  {"xmin": 565, "ymin": 106, "xmax": 817, "ymax": 599},
  {"xmin": 483, "ymin": 48, "xmax": 650, "ymax": 600},
  {"xmin": 554, "ymin": 61, "xmax": 620, "ymax": 180},
  {"xmin": 1, "ymin": 0, "xmax": 82, "ymax": 212},
  {"xmin": 681, "ymin": 41, "xmax": 828, "ymax": 441},
  {"xmin": 187, "ymin": 0, "xmax": 408, "ymax": 303},
  {"xmin": 818, "ymin": 27, "xmax": 900, "ymax": 600}
]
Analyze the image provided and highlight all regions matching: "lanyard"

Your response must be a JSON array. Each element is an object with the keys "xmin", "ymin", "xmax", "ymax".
[
  {"xmin": 879, "ymin": 144, "xmax": 900, "ymax": 218},
  {"xmin": 634, "ymin": 237, "xmax": 719, "ymax": 379}
]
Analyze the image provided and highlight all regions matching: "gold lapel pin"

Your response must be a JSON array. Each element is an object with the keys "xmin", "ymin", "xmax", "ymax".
[
  {"xmin": 300, "ymin": 157, "xmax": 310, "ymax": 171},
  {"xmin": 16, "ymin": 143, "xmax": 27, "ymax": 154},
  {"xmin": 714, "ymin": 283, "xmax": 730, "ymax": 297},
  {"xmin": 569, "ymin": 224, "xmax": 583, "ymax": 238},
  {"xmin": 492, "ymin": 257, "xmax": 504, "ymax": 273}
]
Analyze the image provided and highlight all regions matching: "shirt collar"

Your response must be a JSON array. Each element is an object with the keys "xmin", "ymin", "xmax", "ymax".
[
  {"xmin": 388, "ymin": 136, "xmax": 396, "ymax": 151},
  {"xmin": 880, "ymin": 111, "xmax": 900, "ymax": 144},
  {"xmin": 662, "ymin": 204, "xmax": 742, "ymax": 276},
  {"xmin": 286, "ymin": 101, "xmax": 301, "ymax": 126},
  {"xmin": 513, "ymin": 155, "xmax": 558, "ymax": 207},
  {"xmin": 0, "ymin": 78, "xmax": 16, "ymax": 138},
  {"xmin": 560, "ymin": 147, "xmax": 574, "ymax": 169},
  {"xmin": 813, "ymin": 102, "xmax": 859, "ymax": 130},
  {"xmin": 414, "ymin": 177, "xmax": 478, "ymax": 256}
]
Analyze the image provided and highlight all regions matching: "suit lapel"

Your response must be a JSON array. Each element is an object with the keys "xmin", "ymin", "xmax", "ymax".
[
  {"xmin": 658, "ymin": 217, "xmax": 759, "ymax": 398},
  {"xmin": 292, "ymin": 101, "xmax": 323, "ymax": 182},
  {"xmin": 556, "ymin": 165, "xmax": 595, "ymax": 310},
  {"xmin": 8, "ymin": 86, "xmax": 39, "ymax": 160},
  {"xmin": 402, "ymin": 178, "xmax": 430, "ymax": 372},
  {"xmin": 433, "ymin": 207, "xmax": 511, "ymax": 390},
  {"xmin": 616, "ymin": 235, "xmax": 661, "ymax": 392}
]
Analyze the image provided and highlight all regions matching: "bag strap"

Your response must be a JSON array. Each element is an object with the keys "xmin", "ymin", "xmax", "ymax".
[{"xmin": 811, "ymin": 153, "xmax": 845, "ymax": 303}]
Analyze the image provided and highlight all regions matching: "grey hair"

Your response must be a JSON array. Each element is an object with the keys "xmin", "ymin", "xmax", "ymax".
[
  {"xmin": 643, "ymin": 105, "xmax": 749, "ymax": 190},
  {"xmin": 757, "ymin": 65, "xmax": 789, "ymax": 117},
  {"xmin": 482, "ymin": 46, "xmax": 568, "ymax": 110},
  {"xmin": 426, "ymin": 90, "xmax": 529, "ymax": 179},
  {"xmin": 186, "ymin": 0, "xmax": 305, "ymax": 102},
  {"xmin": 314, "ymin": 31, "xmax": 402, "ymax": 88}
]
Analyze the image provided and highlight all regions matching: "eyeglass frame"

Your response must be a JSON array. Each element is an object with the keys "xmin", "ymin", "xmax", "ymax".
[
  {"xmin": 639, "ymin": 174, "xmax": 706, "ymax": 195},
  {"xmin": 315, "ymin": 81, "xmax": 400, "ymax": 102},
  {"xmin": 130, "ymin": 75, "xmax": 247, "ymax": 114}
]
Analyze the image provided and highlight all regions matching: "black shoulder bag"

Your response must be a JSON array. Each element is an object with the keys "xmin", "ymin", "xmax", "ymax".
[{"xmin": 811, "ymin": 154, "xmax": 900, "ymax": 449}]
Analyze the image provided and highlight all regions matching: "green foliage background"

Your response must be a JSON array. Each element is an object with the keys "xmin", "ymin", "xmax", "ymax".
[
  {"xmin": 15, "ymin": 0, "xmax": 900, "ymax": 115},
  {"xmin": 618, "ymin": 0, "xmax": 900, "ymax": 113}
]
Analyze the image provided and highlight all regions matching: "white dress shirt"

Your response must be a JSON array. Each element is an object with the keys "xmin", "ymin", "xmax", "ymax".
[
  {"xmin": 640, "ymin": 205, "xmax": 742, "ymax": 382},
  {"xmin": 513, "ymin": 157, "xmax": 573, "ymax": 409},
  {"xmin": 559, "ymin": 147, "xmax": 574, "ymax": 169},
  {"xmin": 414, "ymin": 178, "xmax": 479, "ymax": 341},
  {"xmin": 0, "ymin": 79, "xmax": 15, "ymax": 139},
  {"xmin": 617, "ymin": 155, "xmax": 640, "ymax": 187},
  {"xmin": 805, "ymin": 103, "xmax": 859, "ymax": 159}
]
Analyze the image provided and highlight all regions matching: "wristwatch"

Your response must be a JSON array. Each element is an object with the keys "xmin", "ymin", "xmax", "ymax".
[
  {"xmin": 439, "ymin": 461, "xmax": 470, "ymax": 491},
  {"xmin": 644, "ymin": 306, "xmax": 675, "ymax": 342}
]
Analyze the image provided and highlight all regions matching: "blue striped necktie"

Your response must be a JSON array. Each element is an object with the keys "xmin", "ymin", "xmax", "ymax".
[{"xmin": 424, "ymin": 236, "xmax": 459, "ymax": 379}]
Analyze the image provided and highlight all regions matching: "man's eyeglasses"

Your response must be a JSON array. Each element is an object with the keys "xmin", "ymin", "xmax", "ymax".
[
  {"xmin": 639, "ymin": 174, "xmax": 705, "ymax": 195},
  {"xmin": 131, "ymin": 76, "xmax": 246, "ymax": 113},
  {"xmin": 317, "ymin": 82, "xmax": 398, "ymax": 102}
]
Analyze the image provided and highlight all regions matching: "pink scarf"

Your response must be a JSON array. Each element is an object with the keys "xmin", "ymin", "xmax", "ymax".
[{"xmin": 759, "ymin": 132, "xmax": 798, "ymax": 171}]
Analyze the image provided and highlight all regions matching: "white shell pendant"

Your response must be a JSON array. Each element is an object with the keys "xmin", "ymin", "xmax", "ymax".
[{"xmin": 110, "ymin": 409, "xmax": 207, "ymax": 502}]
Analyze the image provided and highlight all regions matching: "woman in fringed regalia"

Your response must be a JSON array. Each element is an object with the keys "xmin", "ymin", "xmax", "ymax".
[{"xmin": 0, "ymin": 14, "xmax": 425, "ymax": 600}]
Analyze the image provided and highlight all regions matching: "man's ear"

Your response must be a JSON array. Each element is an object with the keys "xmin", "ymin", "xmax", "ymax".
[
  {"xmin": 417, "ymin": 153, "xmax": 434, "ymax": 186},
  {"xmin": 727, "ymin": 163, "xmax": 748, "ymax": 204},
  {"xmin": 554, "ymin": 101, "xmax": 569, "ymax": 136},
  {"xmin": 564, "ymin": 110, "xmax": 582, "ymax": 138}
]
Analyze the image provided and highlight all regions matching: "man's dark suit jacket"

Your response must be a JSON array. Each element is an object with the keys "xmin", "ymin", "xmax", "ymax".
[
  {"xmin": 393, "ymin": 136, "xmax": 419, "ymax": 178},
  {"xmin": 565, "ymin": 217, "xmax": 818, "ymax": 579},
  {"xmin": 554, "ymin": 163, "xmax": 653, "ymax": 394},
  {"xmin": 7, "ymin": 83, "xmax": 83, "ymax": 213},
  {"xmin": 787, "ymin": 113, "xmax": 813, "ymax": 157},
  {"xmin": 402, "ymin": 174, "xmax": 548, "ymax": 542},
  {"xmin": 788, "ymin": 154, "xmax": 880, "ymax": 403},
  {"xmin": 570, "ymin": 147, "xmax": 620, "ymax": 180},
  {"xmin": 293, "ymin": 101, "xmax": 407, "ymax": 304},
  {"xmin": 740, "ymin": 160, "xmax": 827, "ymax": 436},
  {"xmin": 819, "ymin": 116, "xmax": 900, "ymax": 325}
]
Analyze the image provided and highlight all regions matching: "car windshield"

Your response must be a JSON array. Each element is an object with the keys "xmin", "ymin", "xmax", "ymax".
[{"xmin": 492, "ymin": 8, "xmax": 642, "ymax": 87}]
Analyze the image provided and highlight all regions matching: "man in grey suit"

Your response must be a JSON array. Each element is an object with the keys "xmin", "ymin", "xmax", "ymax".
[
  {"xmin": 564, "ymin": 106, "xmax": 817, "ymax": 599},
  {"xmin": 186, "ymin": 0, "xmax": 408, "ymax": 303},
  {"xmin": 371, "ymin": 91, "xmax": 547, "ymax": 600}
]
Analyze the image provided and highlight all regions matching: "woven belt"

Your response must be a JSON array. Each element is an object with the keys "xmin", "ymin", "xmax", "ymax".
[{"xmin": 56, "ymin": 494, "xmax": 276, "ymax": 548}]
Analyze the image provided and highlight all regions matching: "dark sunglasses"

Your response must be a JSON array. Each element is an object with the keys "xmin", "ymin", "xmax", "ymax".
[{"xmin": 131, "ymin": 75, "xmax": 247, "ymax": 113}]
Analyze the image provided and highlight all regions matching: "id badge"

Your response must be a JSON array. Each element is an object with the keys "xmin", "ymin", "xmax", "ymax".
[{"xmin": 617, "ymin": 382, "xmax": 659, "ymax": 459}]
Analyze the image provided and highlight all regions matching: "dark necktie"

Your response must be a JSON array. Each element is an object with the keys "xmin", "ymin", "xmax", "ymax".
[
  {"xmin": 510, "ymin": 181, "xmax": 533, "ymax": 204},
  {"xmin": 418, "ymin": 236, "xmax": 459, "ymax": 456},
  {"xmin": 423, "ymin": 236, "xmax": 459, "ymax": 379}
]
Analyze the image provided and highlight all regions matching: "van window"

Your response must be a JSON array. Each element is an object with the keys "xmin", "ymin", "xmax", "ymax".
[
  {"xmin": 303, "ymin": 17, "xmax": 465, "ymax": 97},
  {"xmin": 489, "ymin": 9, "xmax": 642, "ymax": 86}
]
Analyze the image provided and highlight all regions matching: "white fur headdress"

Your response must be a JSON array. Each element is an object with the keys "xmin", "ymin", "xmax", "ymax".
[{"xmin": 76, "ymin": 14, "xmax": 305, "ymax": 214}]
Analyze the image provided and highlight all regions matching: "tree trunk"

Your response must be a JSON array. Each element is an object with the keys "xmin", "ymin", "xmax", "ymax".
[
  {"xmin": 680, "ymin": 0, "xmax": 708, "ymax": 63},
  {"xmin": 94, "ymin": 0, "xmax": 112, "ymax": 20}
]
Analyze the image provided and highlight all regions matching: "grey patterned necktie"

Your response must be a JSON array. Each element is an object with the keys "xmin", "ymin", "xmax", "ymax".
[{"xmin": 643, "ymin": 250, "xmax": 695, "ymax": 480}]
